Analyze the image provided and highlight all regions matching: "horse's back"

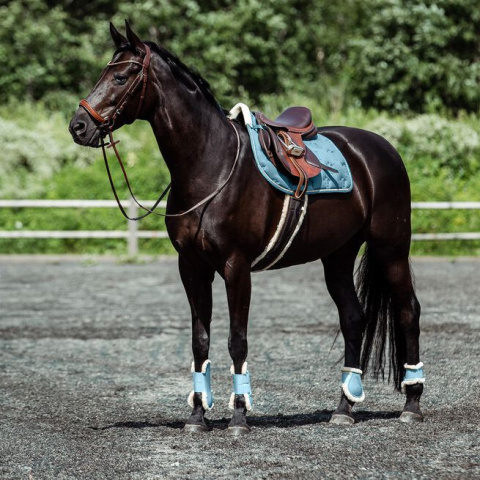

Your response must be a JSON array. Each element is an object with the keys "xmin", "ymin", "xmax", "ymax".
[{"xmin": 269, "ymin": 125, "xmax": 412, "ymax": 266}]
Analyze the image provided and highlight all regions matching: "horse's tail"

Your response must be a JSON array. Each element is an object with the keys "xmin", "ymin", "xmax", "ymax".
[{"xmin": 356, "ymin": 244, "xmax": 403, "ymax": 391}]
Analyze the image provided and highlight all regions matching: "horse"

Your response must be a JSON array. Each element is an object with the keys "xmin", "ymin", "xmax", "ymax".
[{"xmin": 69, "ymin": 22, "xmax": 425, "ymax": 435}]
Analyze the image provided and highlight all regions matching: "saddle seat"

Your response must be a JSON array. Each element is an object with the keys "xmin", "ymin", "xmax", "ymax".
[
  {"xmin": 255, "ymin": 106, "xmax": 338, "ymax": 198},
  {"xmin": 257, "ymin": 107, "xmax": 316, "ymax": 136}
]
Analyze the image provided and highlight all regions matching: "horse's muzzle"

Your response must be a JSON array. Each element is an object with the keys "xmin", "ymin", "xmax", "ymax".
[{"xmin": 69, "ymin": 109, "xmax": 104, "ymax": 148}]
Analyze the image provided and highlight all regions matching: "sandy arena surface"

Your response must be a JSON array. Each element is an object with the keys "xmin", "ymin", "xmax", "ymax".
[{"xmin": 1, "ymin": 256, "xmax": 479, "ymax": 479}]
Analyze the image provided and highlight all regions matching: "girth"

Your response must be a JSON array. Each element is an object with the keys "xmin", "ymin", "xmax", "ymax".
[
  {"xmin": 251, "ymin": 194, "xmax": 308, "ymax": 271},
  {"xmin": 255, "ymin": 107, "xmax": 338, "ymax": 198}
]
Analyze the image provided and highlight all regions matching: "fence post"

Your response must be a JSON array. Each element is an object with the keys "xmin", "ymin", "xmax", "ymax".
[{"xmin": 128, "ymin": 197, "xmax": 138, "ymax": 256}]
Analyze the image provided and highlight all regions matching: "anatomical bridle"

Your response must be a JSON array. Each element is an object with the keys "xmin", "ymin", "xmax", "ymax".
[
  {"xmin": 80, "ymin": 44, "xmax": 152, "ymax": 130},
  {"xmin": 79, "ymin": 43, "xmax": 240, "ymax": 221}
]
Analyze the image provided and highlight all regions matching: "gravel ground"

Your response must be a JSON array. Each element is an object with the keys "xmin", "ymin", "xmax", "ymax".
[{"xmin": 1, "ymin": 256, "xmax": 479, "ymax": 479}]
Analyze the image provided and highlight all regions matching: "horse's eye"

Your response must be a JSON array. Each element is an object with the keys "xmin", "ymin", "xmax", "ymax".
[{"xmin": 114, "ymin": 74, "xmax": 128, "ymax": 85}]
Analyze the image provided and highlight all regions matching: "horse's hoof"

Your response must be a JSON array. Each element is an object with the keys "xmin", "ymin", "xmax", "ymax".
[
  {"xmin": 183, "ymin": 423, "xmax": 211, "ymax": 433},
  {"xmin": 330, "ymin": 414, "xmax": 355, "ymax": 425},
  {"xmin": 399, "ymin": 411, "xmax": 424, "ymax": 423},
  {"xmin": 227, "ymin": 425, "xmax": 251, "ymax": 436}
]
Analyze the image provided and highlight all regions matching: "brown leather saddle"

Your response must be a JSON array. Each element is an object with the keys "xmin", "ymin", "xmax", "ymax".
[{"xmin": 256, "ymin": 107, "xmax": 337, "ymax": 198}]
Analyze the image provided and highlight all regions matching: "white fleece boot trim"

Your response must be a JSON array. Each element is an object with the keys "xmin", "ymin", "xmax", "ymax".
[
  {"xmin": 404, "ymin": 362, "xmax": 424, "ymax": 370},
  {"xmin": 228, "ymin": 392, "xmax": 235, "ymax": 410},
  {"xmin": 230, "ymin": 362, "xmax": 248, "ymax": 375},
  {"xmin": 341, "ymin": 367, "xmax": 363, "ymax": 375},
  {"xmin": 187, "ymin": 391, "xmax": 214, "ymax": 410},
  {"xmin": 187, "ymin": 390, "xmax": 195, "ymax": 408},
  {"xmin": 228, "ymin": 392, "xmax": 253, "ymax": 411},
  {"xmin": 191, "ymin": 359, "xmax": 211, "ymax": 373},
  {"xmin": 401, "ymin": 362, "xmax": 425, "ymax": 394}
]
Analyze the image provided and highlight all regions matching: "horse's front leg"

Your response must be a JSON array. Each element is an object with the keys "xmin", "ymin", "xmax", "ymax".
[
  {"xmin": 224, "ymin": 256, "xmax": 253, "ymax": 435},
  {"xmin": 179, "ymin": 255, "xmax": 216, "ymax": 433},
  {"xmin": 322, "ymin": 241, "xmax": 365, "ymax": 425}
]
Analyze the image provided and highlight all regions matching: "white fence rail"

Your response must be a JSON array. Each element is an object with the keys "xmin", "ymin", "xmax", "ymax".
[
  {"xmin": 0, "ymin": 198, "xmax": 168, "ymax": 256},
  {"xmin": 0, "ymin": 199, "xmax": 479, "ymax": 255}
]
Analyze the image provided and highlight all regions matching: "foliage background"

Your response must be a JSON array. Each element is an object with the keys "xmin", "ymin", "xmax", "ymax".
[{"xmin": 0, "ymin": 0, "xmax": 479, "ymax": 255}]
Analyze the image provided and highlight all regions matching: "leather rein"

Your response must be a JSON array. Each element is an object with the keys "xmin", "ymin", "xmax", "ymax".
[{"xmin": 79, "ymin": 43, "xmax": 240, "ymax": 220}]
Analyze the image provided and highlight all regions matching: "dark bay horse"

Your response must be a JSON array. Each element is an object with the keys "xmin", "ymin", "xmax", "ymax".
[{"xmin": 69, "ymin": 22, "xmax": 425, "ymax": 434}]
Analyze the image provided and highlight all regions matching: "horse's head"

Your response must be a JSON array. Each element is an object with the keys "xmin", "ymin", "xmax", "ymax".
[{"xmin": 69, "ymin": 22, "xmax": 151, "ymax": 148}]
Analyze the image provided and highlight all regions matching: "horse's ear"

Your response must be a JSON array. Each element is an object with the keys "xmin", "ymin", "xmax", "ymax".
[
  {"xmin": 125, "ymin": 20, "xmax": 145, "ymax": 53},
  {"xmin": 110, "ymin": 22, "xmax": 128, "ymax": 48}
]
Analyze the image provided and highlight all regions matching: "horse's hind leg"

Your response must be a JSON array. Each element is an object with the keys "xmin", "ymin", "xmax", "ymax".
[
  {"xmin": 322, "ymin": 236, "xmax": 366, "ymax": 424},
  {"xmin": 179, "ymin": 255, "xmax": 216, "ymax": 433},
  {"xmin": 370, "ymin": 246, "xmax": 424, "ymax": 422}
]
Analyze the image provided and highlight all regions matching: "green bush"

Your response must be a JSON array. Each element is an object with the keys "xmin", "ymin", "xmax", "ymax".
[
  {"xmin": 0, "ymin": 104, "xmax": 93, "ymax": 198},
  {"xmin": 1, "ymin": 100, "xmax": 479, "ymax": 255},
  {"xmin": 365, "ymin": 114, "xmax": 480, "ymax": 196},
  {"xmin": 0, "ymin": 102, "xmax": 169, "ymax": 200}
]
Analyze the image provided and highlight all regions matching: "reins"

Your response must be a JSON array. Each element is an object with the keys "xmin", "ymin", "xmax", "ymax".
[
  {"xmin": 79, "ymin": 43, "xmax": 240, "ymax": 221},
  {"xmin": 100, "ymin": 121, "xmax": 240, "ymax": 220}
]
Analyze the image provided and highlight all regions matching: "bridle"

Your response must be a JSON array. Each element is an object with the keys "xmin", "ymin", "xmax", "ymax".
[
  {"xmin": 79, "ymin": 43, "xmax": 240, "ymax": 221},
  {"xmin": 80, "ymin": 44, "xmax": 152, "ymax": 132}
]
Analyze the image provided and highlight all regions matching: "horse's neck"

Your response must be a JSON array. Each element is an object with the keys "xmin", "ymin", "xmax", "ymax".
[{"xmin": 149, "ymin": 89, "xmax": 233, "ymax": 198}]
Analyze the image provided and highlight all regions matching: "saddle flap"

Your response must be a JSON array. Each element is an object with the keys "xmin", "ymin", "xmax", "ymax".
[{"xmin": 259, "ymin": 124, "xmax": 321, "ymax": 179}]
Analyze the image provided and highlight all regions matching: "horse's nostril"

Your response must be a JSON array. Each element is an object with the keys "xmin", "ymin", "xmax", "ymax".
[{"xmin": 73, "ymin": 121, "xmax": 87, "ymax": 134}]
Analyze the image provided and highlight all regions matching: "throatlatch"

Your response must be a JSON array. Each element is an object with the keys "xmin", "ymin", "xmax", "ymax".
[
  {"xmin": 229, "ymin": 362, "xmax": 253, "ymax": 411},
  {"xmin": 187, "ymin": 360, "xmax": 214, "ymax": 410},
  {"xmin": 401, "ymin": 362, "xmax": 425, "ymax": 393},
  {"xmin": 341, "ymin": 367, "xmax": 365, "ymax": 403}
]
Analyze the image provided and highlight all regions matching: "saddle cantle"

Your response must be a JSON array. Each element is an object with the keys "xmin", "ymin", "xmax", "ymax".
[{"xmin": 255, "ymin": 107, "xmax": 338, "ymax": 198}]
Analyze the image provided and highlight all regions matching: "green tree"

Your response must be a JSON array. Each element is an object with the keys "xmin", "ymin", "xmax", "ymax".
[
  {"xmin": 114, "ymin": 0, "xmax": 361, "ymax": 105},
  {"xmin": 0, "ymin": 0, "xmax": 112, "ymax": 106},
  {"xmin": 346, "ymin": 0, "xmax": 480, "ymax": 113}
]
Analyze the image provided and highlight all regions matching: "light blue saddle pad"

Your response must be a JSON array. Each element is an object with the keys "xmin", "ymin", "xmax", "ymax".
[{"xmin": 247, "ymin": 113, "xmax": 353, "ymax": 196}]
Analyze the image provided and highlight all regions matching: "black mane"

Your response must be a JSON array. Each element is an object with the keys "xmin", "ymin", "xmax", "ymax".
[
  {"xmin": 113, "ymin": 41, "xmax": 224, "ymax": 113},
  {"xmin": 144, "ymin": 42, "xmax": 224, "ymax": 114}
]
